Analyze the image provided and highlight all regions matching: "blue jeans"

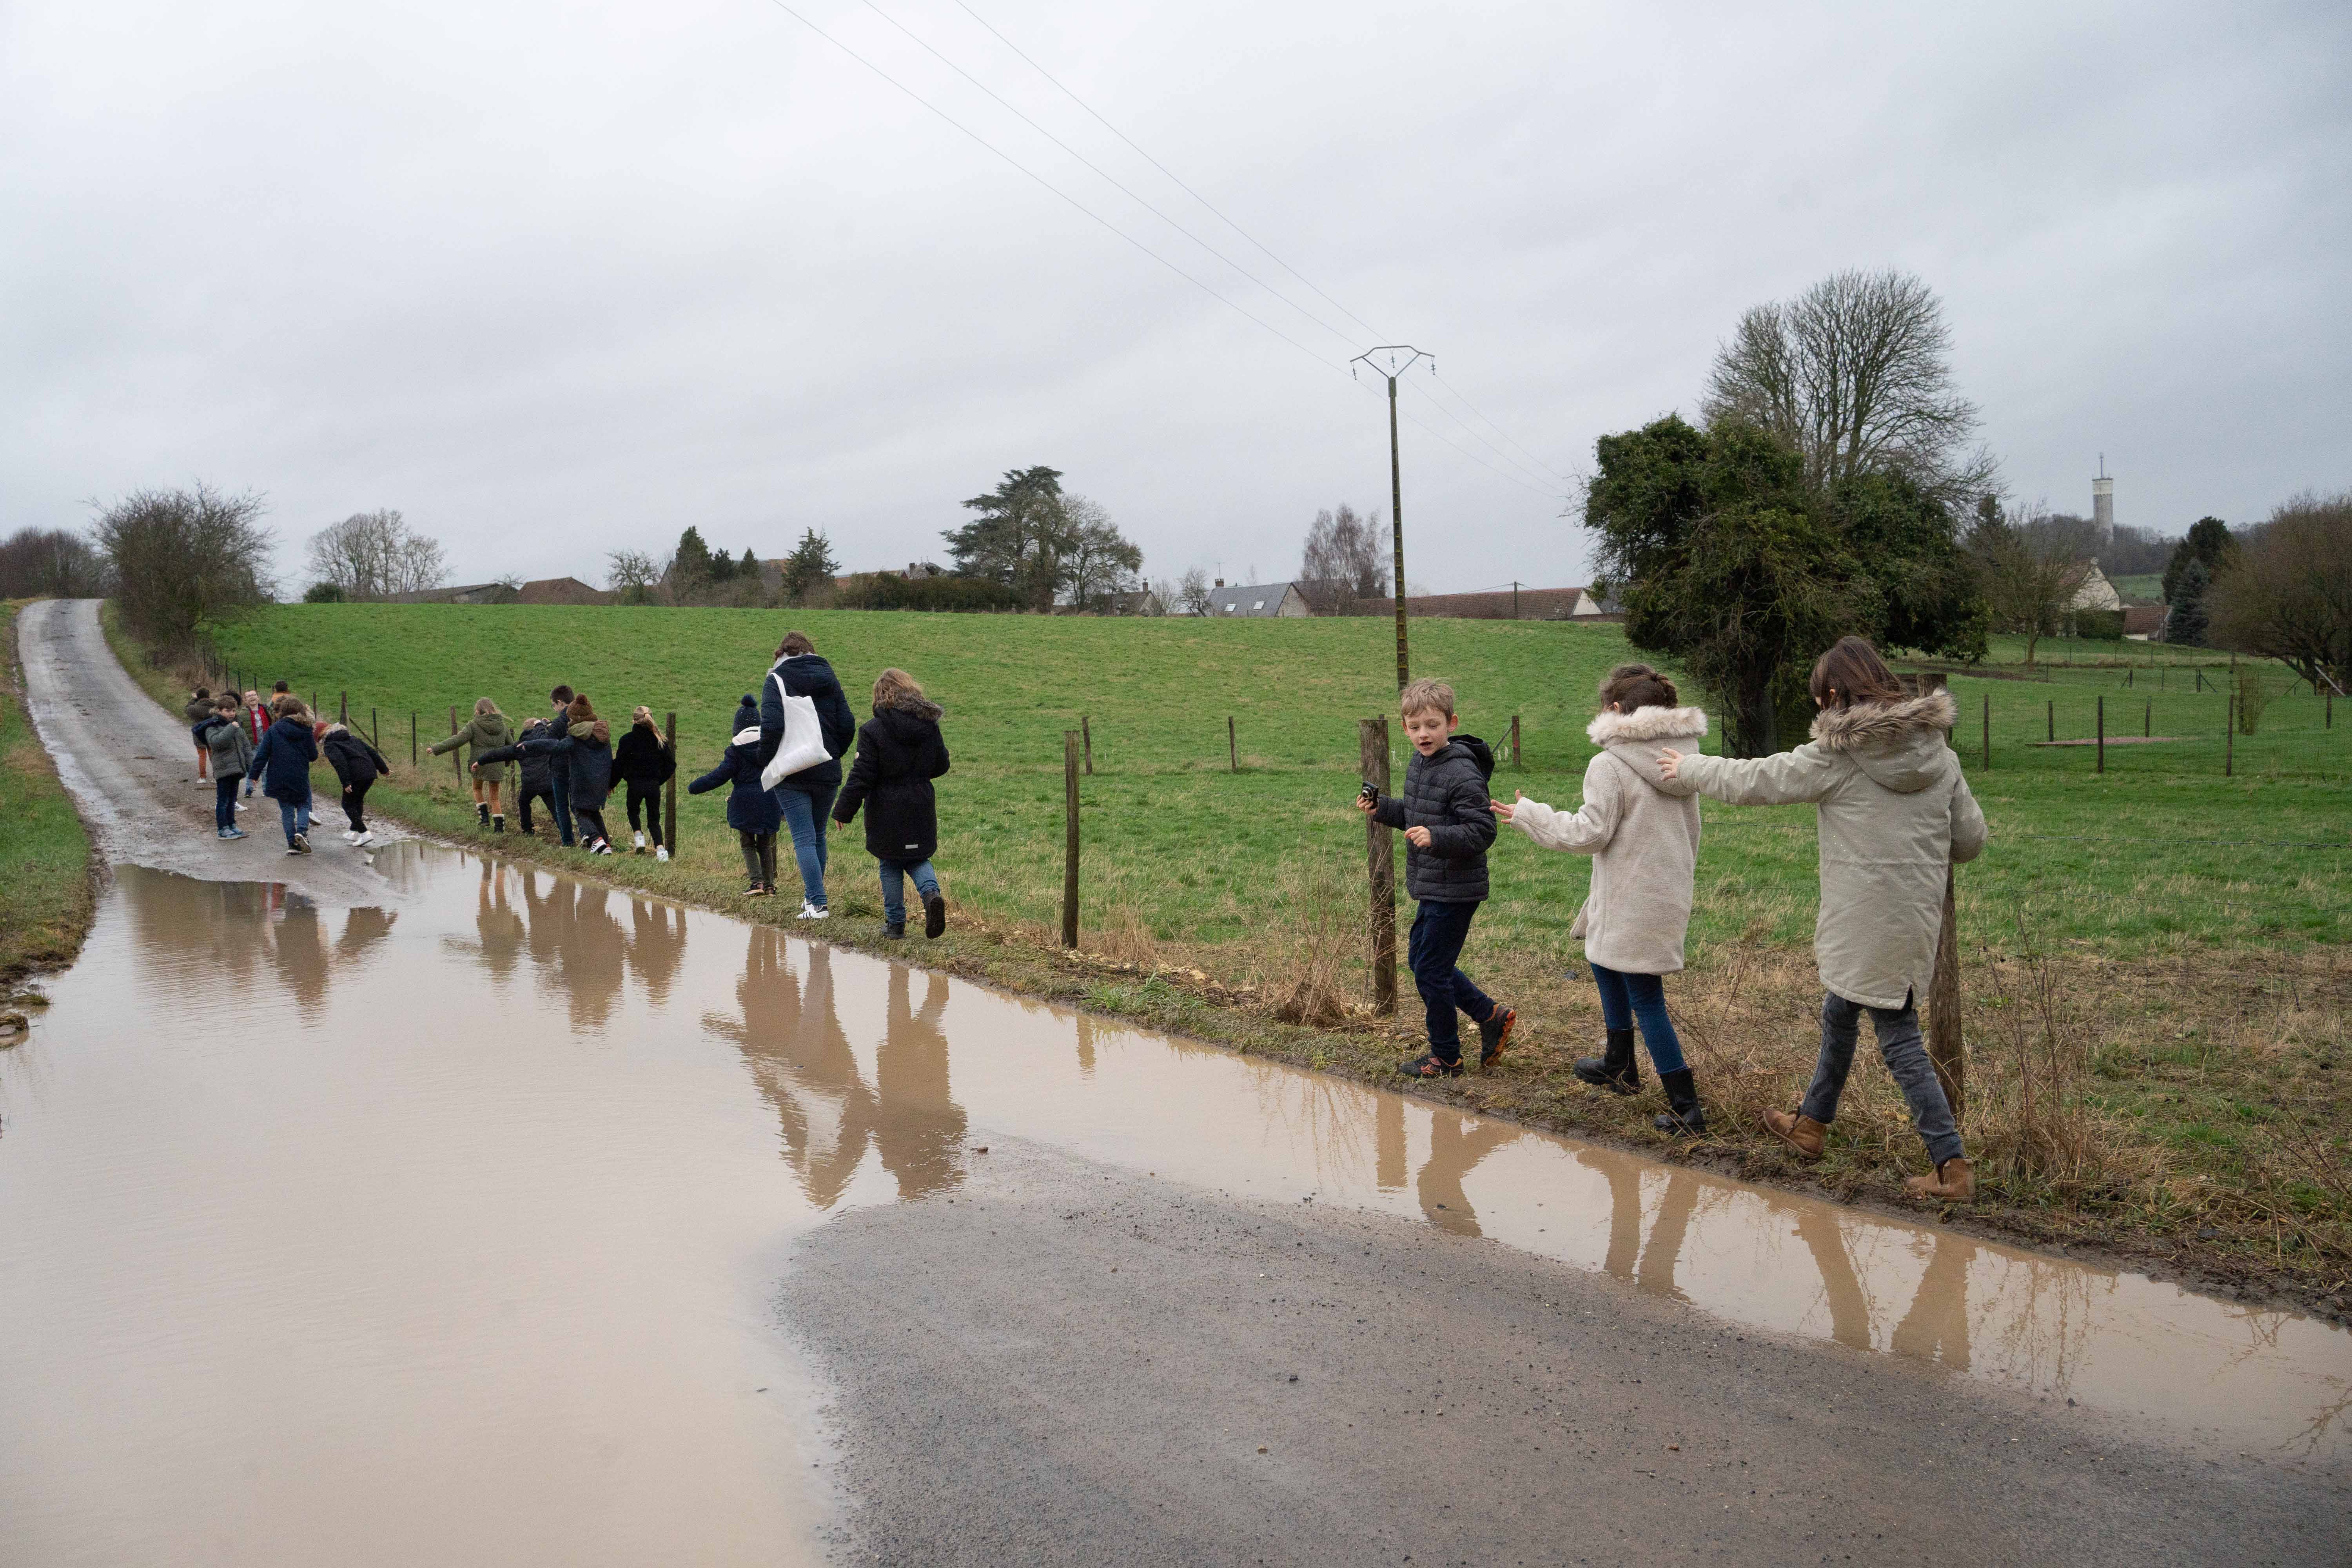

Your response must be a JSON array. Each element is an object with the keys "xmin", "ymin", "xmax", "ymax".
[
  {"xmin": 275, "ymin": 794, "xmax": 312, "ymax": 846},
  {"xmin": 1588, "ymin": 961, "xmax": 1686, "ymax": 1074},
  {"xmin": 878, "ymin": 858, "xmax": 940, "ymax": 925},
  {"xmin": 1802, "ymin": 991, "xmax": 1964, "ymax": 1167},
  {"xmin": 214, "ymin": 775, "xmax": 241, "ymax": 831},
  {"xmin": 550, "ymin": 769, "xmax": 575, "ymax": 845},
  {"xmin": 773, "ymin": 778, "xmax": 839, "ymax": 907},
  {"xmin": 1407, "ymin": 899, "xmax": 1495, "ymax": 1060}
]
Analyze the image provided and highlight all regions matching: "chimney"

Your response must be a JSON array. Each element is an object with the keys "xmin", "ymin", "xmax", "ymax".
[{"xmin": 1214, "ymin": 577, "xmax": 1224, "ymax": 588}]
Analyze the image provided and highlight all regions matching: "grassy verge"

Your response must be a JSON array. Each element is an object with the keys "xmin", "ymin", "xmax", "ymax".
[
  {"xmin": 138, "ymin": 604, "xmax": 2351, "ymax": 1313},
  {"xmin": 1, "ymin": 602, "xmax": 100, "ymax": 990}
]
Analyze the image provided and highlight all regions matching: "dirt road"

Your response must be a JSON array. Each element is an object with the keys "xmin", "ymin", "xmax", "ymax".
[{"xmin": 15, "ymin": 598, "xmax": 399, "ymax": 906}]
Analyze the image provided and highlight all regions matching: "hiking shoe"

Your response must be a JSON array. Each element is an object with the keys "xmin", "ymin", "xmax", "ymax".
[
  {"xmin": 1904, "ymin": 1156, "xmax": 1975, "ymax": 1201},
  {"xmin": 1397, "ymin": 1052, "xmax": 1465, "ymax": 1079},
  {"xmin": 923, "ymin": 892, "xmax": 947, "ymax": 939},
  {"xmin": 1477, "ymin": 1007, "xmax": 1517, "ymax": 1069},
  {"xmin": 883, "ymin": 920, "xmax": 907, "ymax": 940},
  {"xmin": 1762, "ymin": 1107, "xmax": 1828, "ymax": 1159}
]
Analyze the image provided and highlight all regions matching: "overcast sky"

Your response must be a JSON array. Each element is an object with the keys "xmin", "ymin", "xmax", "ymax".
[{"xmin": 5, "ymin": 0, "xmax": 2347, "ymax": 595}]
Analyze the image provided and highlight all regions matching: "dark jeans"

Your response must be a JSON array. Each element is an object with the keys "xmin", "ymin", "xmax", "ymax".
[
  {"xmin": 1589, "ymin": 961, "xmax": 1686, "ymax": 1074},
  {"xmin": 573, "ymin": 807, "xmax": 608, "ymax": 848},
  {"xmin": 738, "ymin": 829, "xmax": 777, "ymax": 888},
  {"xmin": 517, "ymin": 785, "xmax": 555, "ymax": 836},
  {"xmin": 341, "ymin": 777, "xmax": 372, "ymax": 833},
  {"xmin": 550, "ymin": 770, "xmax": 574, "ymax": 845},
  {"xmin": 273, "ymin": 793, "xmax": 312, "ymax": 846},
  {"xmin": 877, "ymin": 857, "xmax": 940, "ymax": 925},
  {"xmin": 1407, "ymin": 899, "xmax": 1495, "ymax": 1060},
  {"xmin": 772, "ymin": 777, "xmax": 839, "ymax": 907},
  {"xmin": 214, "ymin": 773, "xmax": 241, "ymax": 831},
  {"xmin": 1802, "ymin": 990, "xmax": 1965, "ymax": 1167},
  {"xmin": 624, "ymin": 784, "xmax": 663, "ymax": 847}
]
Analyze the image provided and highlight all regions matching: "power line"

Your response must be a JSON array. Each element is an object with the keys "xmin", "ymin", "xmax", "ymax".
[
  {"xmin": 950, "ymin": 0, "xmax": 1388, "ymax": 343},
  {"xmin": 1399, "ymin": 376, "xmax": 1564, "ymax": 494},
  {"xmin": 1431, "ymin": 368, "xmax": 1572, "ymax": 485}
]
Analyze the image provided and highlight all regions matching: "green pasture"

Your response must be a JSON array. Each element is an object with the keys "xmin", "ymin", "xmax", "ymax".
[
  {"xmin": 198, "ymin": 606, "xmax": 2352, "ymax": 958},
  {"xmin": 0, "ymin": 602, "xmax": 97, "ymax": 983}
]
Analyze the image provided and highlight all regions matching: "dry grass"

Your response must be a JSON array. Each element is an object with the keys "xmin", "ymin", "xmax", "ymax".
[{"xmin": 1257, "ymin": 863, "xmax": 1356, "ymax": 1029}]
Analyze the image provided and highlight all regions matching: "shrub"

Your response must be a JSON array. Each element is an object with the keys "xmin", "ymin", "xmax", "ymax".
[
  {"xmin": 93, "ymin": 483, "xmax": 275, "ymax": 655},
  {"xmin": 833, "ymin": 572, "xmax": 1025, "ymax": 613},
  {"xmin": 2071, "ymin": 608, "xmax": 2126, "ymax": 641},
  {"xmin": 303, "ymin": 581, "xmax": 348, "ymax": 603}
]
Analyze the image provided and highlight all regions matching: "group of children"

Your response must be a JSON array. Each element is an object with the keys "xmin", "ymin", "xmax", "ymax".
[
  {"xmin": 186, "ymin": 681, "xmax": 392, "ymax": 854},
  {"xmin": 422, "ymin": 686, "xmax": 678, "ymax": 859},
  {"xmin": 1363, "ymin": 636, "xmax": 1987, "ymax": 1200}
]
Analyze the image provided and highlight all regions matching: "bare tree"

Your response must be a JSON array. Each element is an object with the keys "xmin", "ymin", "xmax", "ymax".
[
  {"xmin": 1060, "ymin": 495, "xmax": 1145, "ymax": 612},
  {"xmin": 1704, "ymin": 268, "xmax": 1996, "ymax": 505},
  {"xmin": 2209, "ymin": 490, "xmax": 2352, "ymax": 694},
  {"xmin": 1299, "ymin": 503, "xmax": 1388, "ymax": 610},
  {"xmin": 0, "ymin": 526, "xmax": 111, "ymax": 598},
  {"xmin": 305, "ymin": 509, "xmax": 448, "ymax": 600},
  {"xmin": 1968, "ymin": 499, "xmax": 2080, "ymax": 668},
  {"xmin": 93, "ymin": 483, "xmax": 276, "ymax": 654},
  {"xmin": 1177, "ymin": 566, "xmax": 1212, "ymax": 616}
]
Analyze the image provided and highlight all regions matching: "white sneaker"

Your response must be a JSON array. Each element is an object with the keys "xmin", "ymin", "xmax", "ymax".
[
  {"xmin": 632, "ymin": 831, "xmax": 646, "ymax": 851},
  {"xmin": 341, "ymin": 829, "xmax": 358, "ymax": 844},
  {"xmin": 354, "ymin": 830, "xmax": 376, "ymax": 848},
  {"xmin": 655, "ymin": 846, "xmax": 669, "ymax": 862},
  {"xmin": 797, "ymin": 902, "xmax": 829, "ymax": 921}
]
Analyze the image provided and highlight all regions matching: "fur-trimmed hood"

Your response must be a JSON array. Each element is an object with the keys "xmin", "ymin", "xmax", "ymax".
[
  {"xmin": 875, "ymin": 690, "xmax": 944, "ymax": 722},
  {"xmin": 1588, "ymin": 704, "xmax": 1706, "ymax": 797},
  {"xmin": 1808, "ymin": 690, "xmax": 1956, "ymax": 793}
]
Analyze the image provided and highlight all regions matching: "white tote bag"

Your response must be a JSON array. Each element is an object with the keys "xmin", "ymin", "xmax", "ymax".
[{"xmin": 760, "ymin": 673, "xmax": 828, "ymax": 789}]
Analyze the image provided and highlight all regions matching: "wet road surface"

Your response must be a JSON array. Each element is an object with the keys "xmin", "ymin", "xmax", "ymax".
[{"xmin": 3, "ymin": 601, "xmax": 2347, "ymax": 1564}]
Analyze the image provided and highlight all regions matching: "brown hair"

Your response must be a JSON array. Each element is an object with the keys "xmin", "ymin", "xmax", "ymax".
[
  {"xmin": 1809, "ymin": 636, "xmax": 1907, "ymax": 710},
  {"xmin": 1597, "ymin": 663, "xmax": 1678, "ymax": 713},
  {"xmin": 271, "ymin": 694, "xmax": 304, "ymax": 718},
  {"xmin": 550, "ymin": 684, "xmax": 573, "ymax": 704},
  {"xmin": 1398, "ymin": 677, "xmax": 1455, "ymax": 719},
  {"xmin": 567, "ymin": 694, "xmax": 596, "ymax": 722},
  {"xmin": 473, "ymin": 696, "xmax": 502, "ymax": 719},
  {"xmin": 212, "ymin": 696, "xmax": 239, "ymax": 713},
  {"xmin": 271, "ymin": 680, "xmax": 289, "ymax": 693},
  {"xmin": 873, "ymin": 667, "xmax": 925, "ymax": 708},
  {"xmin": 776, "ymin": 631, "xmax": 816, "ymax": 658}
]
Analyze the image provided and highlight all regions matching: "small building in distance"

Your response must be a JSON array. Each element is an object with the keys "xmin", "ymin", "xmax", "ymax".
[
  {"xmin": 385, "ymin": 582, "xmax": 519, "ymax": 605},
  {"xmin": 518, "ymin": 576, "xmax": 614, "ymax": 606},
  {"xmin": 1109, "ymin": 588, "xmax": 1165, "ymax": 617},
  {"xmin": 1206, "ymin": 580, "xmax": 1314, "ymax": 618},
  {"xmin": 2123, "ymin": 605, "xmax": 2170, "ymax": 641},
  {"xmin": 2065, "ymin": 560, "xmax": 2123, "ymax": 612}
]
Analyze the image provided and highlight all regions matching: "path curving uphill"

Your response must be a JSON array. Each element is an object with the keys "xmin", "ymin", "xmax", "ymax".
[{"xmin": 15, "ymin": 599, "xmax": 401, "ymax": 907}]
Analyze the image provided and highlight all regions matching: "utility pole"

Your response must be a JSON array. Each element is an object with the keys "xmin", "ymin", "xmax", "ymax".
[{"xmin": 1352, "ymin": 345, "xmax": 1432, "ymax": 691}]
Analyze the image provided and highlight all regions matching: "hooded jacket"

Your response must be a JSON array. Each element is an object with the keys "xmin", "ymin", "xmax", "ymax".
[
  {"xmin": 1370, "ymin": 733, "xmax": 1498, "ymax": 903},
  {"xmin": 1508, "ymin": 705, "xmax": 1707, "ymax": 975},
  {"xmin": 688, "ymin": 698, "xmax": 784, "ymax": 833},
  {"xmin": 759, "ymin": 653, "xmax": 856, "ymax": 789},
  {"xmin": 521, "ymin": 718, "xmax": 613, "ymax": 810},
  {"xmin": 183, "ymin": 695, "xmax": 213, "ymax": 724},
  {"xmin": 197, "ymin": 714, "xmax": 254, "ymax": 779},
  {"xmin": 427, "ymin": 711, "xmax": 517, "ymax": 782},
  {"xmin": 322, "ymin": 727, "xmax": 391, "ymax": 789},
  {"xmin": 1674, "ymin": 690, "xmax": 1987, "ymax": 1010},
  {"xmin": 246, "ymin": 714, "xmax": 319, "ymax": 803},
  {"xmin": 833, "ymin": 695, "xmax": 951, "ymax": 862},
  {"xmin": 613, "ymin": 722, "xmax": 677, "ymax": 789}
]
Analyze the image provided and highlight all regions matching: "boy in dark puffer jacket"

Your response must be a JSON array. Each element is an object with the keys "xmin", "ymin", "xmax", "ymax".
[
  {"xmin": 689, "ymin": 694, "xmax": 784, "ymax": 895},
  {"xmin": 833, "ymin": 667, "xmax": 951, "ymax": 939},
  {"xmin": 1357, "ymin": 678, "xmax": 1514, "ymax": 1078}
]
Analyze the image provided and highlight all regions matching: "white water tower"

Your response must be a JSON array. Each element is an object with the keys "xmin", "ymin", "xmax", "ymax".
[{"xmin": 2092, "ymin": 455, "xmax": 2114, "ymax": 546}]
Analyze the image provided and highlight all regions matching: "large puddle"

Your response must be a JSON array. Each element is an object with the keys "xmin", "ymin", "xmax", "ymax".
[{"xmin": 2, "ymin": 847, "xmax": 2346, "ymax": 1562}]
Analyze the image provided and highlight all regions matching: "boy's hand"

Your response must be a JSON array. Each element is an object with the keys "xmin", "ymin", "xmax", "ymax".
[
  {"xmin": 1489, "ymin": 791, "xmax": 1523, "ymax": 822},
  {"xmin": 1405, "ymin": 825, "xmax": 1432, "ymax": 848},
  {"xmin": 1658, "ymin": 748, "xmax": 1684, "ymax": 781},
  {"xmin": 1354, "ymin": 794, "xmax": 1376, "ymax": 814}
]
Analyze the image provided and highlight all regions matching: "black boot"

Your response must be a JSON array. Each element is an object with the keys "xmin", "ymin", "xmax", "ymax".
[
  {"xmin": 883, "ymin": 920, "xmax": 907, "ymax": 940},
  {"xmin": 492, "ymin": 813, "xmax": 505, "ymax": 834},
  {"xmin": 477, "ymin": 802, "xmax": 490, "ymax": 828},
  {"xmin": 1653, "ymin": 1068, "xmax": 1706, "ymax": 1134},
  {"xmin": 1573, "ymin": 1027, "xmax": 1641, "ymax": 1094}
]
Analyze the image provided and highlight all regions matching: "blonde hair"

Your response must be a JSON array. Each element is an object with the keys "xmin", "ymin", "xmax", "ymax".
[
  {"xmin": 1399, "ymin": 678, "xmax": 1455, "ymax": 720},
  {"xmin": 873, "ymin": 667, "xmax": 925, "ymax": 708},
  {"xmin": 632, "ymin": 704, "xmax": 655, "ymax": 726},
  {"xmin": 473, "ymin": 696, "xmax": 502, "ymax": 719}
]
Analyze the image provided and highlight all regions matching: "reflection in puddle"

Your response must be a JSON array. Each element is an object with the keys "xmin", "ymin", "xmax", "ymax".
[{"xmin": 0, "ymin": 847, "xmax": 2345, "ymax": 1566}]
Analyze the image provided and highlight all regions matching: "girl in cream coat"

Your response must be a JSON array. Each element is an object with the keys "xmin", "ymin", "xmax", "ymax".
[{"xmin": 1495, "ymin": 664, "xmax": 1710, "ymax": 1134}]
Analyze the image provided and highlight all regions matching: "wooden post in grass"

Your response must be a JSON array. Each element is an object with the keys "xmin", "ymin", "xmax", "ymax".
[
  {"xmin": 1510, "ymin": 714, "xmax": 1521, "ymax": 770},
  {"xmin": 1228, "ymin": 716, "xmax": 1237, "ymax": 773},
  {"xmin": 2144, "ymin": 699, "xmax": 2151, "ymax": 737},
  {"xmin": 664, "ymin": 711, "xmax": 677, "ymax": 853},
  {"xmin": 1361, "ymin": 717, "xmax": 1397, "ymax": 1016},
  {"xmin": 2047, "ymin": 699, "xmax": 2054, "ymax": 742},
  {"xmin": 450, "ymin": 706, "xmax": 461, "ymax": 781},
  {"xmin": 371, "ymin": 708, "xmax": 379, "ymax": 749},
  {"xmin": 2225, "ymin": 692, "xmax": 2235, "ymax": 777},
  {"xmin": 1082, "ymin": 715, "xmax": 1093, "ymax": 775},
  {"xmin": 2096, "ymin": 695, "xmax": 2105, "ymax": 773},
  {"xmin": 1061, "ymin": 731, "xmax": 1081, "ymax": 949},
  {"xmin": 1928, "ymin": 703, "xmax": 1965, "ymax": 1123},
  {"xmin": 410, "ymin": 712, "xmax": 417, "ymax": 765},
  {"xmin": 339, "ymin": 690, "xmax": 348, "ymax": 724}
]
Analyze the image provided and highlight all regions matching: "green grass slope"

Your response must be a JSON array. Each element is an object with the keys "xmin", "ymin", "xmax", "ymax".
[{"xmin": 1, "ymin": 603, "xmax": 98, "ymax": 984}]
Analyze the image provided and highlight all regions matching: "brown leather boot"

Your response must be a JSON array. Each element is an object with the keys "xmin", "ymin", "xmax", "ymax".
[
  {"xmin": 1762, "ymin": 1107, "xmax": 1827, "ymax": 1159},
  {"xmin": 1905, "ymin": 1156, "xmax": 1975, "ymax": 1200}
]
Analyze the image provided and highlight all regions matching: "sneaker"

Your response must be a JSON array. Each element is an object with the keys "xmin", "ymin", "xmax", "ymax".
[
  {"xmin": 1477, "ymin": 1007, "xmax": 1517, "ymax": 1070},
  {"xmin": 354, "ymin": 830, "xmax": 376, "ymax": 848},
  {"xmin": 632, "ymin": 831, "xmax": 646, "ymax": 852},
  {"xmin": 285, "ymin": 844, "xmax": 301, "ymax": 855},
  {"xmin": 223, "ymin": 827, "xmax": 247, "ymax": 840},
  {"xmin": 217, "ymin": 827, "xmax": 233, "ymax": 838},
  {"xmin": 797, "ymin": 902, "xmax": 830, "ymax": 922},
  {"xmin": 747, "ymin": 882, "xmax": 771, "ymax": 897},
  {"xmin": 341, "ymin": 829, "xmax": 359, "ymax": 844},
  {"xmin": 883, "ymin": 920, "xmax": 907, "ymax": 940},
  {"xmin": 1397, "ymin": 1052, "xmax": 1464, "ymax": 1079},
  {"xmin": 655, "ymin": 846, "xmax": 669, "ymax": 862},
  {"xmin": 292, "ymin": 834, "xmax": 311, "ymax": 854},
  {"xmin": 923, "ymin": 892, "xmax": 947, "ymax": 940}
]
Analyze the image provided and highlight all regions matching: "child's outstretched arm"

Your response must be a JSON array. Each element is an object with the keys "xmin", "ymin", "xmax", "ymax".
[
  {"xmin": 1660, "ymin": 743, "xmax": 1837, "ymax": 806},
  {"xmin": 1950, "ymin": 773, "xmax": 1988, "ymax": 863},
  {"xmin": 1499, "ymin": 753, "xmax": 1621, "ymax": 855},
  {"xmin": 686, "ymin": 750, "xmax": 735, "ymax": 795}
]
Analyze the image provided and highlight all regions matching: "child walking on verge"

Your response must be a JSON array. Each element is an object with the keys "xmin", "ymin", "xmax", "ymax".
[
  {"xmin": 1492, "ymin": 664, "xmax": 1709, "ymax": 1133},
  {"xmin": 614, "ymin": 706, "xmax": 675, "ymax": 860},
  {"xmin": 196, "ymin": 697, "xmax": 252, "ymax": 839},
  {"xmin": 321, "ymin": 722, "xmax": 393, "ymax": 846},
  {"xmin": 426, "ymin": 697, "xmax": 516, "ymax": 832},
  {"xmin": 1358, "ymin": 678, "xmax": 1514, "ymax": 1078},
  {"xmin": 832, "ymin": 668, "xmax": 951, "ymax": 940},
  {"xmin": 1659, "ymin": 637, "xmax": 1987, "ymax": 1198},
  {"xmin": 689, "ymin": 694, "xmax": 783, "ymax": 896}
]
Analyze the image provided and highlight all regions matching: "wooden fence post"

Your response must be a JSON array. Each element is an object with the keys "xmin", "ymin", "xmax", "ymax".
[
  {"xmin": 1228, "ymin": 716, "xmax": 1237, "ymax": 773},
  {"xmin": 664, "ymin": 712, "xmax": 677, "ymax": 853},
  {"xmin": 339, "ymin": 690, "xmax": 348, "ymax": 724},
  {"xmin": 2046, "ymin": 699, "xmax": 2054, "ymax": 742},
  {"xmin": 2096, "ymin": 695, "xmax": 2105, "ymax": 773},
  {"xmin": 410, "ymin": 712, "xmax": 417, "ymax": 766},
  {"xmin": 371, "ymin": 707, "xmax": 379, "ymax": 749},
  {"xmin": 2225, "ymin": 692, "xmax": 2235, "ymax": 777},
  {"xmin": 1929, "ymin": 868, "xmax": 1965, "ymax": 1127},
  {"xmin": 1082, "ymin": 715, "xmax": 1093, "ymax": 775},
  {"xmin": 1510, "ymin": 714, "xmax": 1521, "ymax": 770},
  {"xmin": 1061, "ymin": 731, "xmax": 1081, "ymax": 949},
  {"xmin": 1361, "ymin": 718, "xmax": 1397, "ymax": 1015},
  {"xmin": 2144, "ymin": 699, "xmax": 2151, "ymax": 738}
]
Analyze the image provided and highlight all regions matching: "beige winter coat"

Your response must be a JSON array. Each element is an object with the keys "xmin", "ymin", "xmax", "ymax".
[
  {"xmin": 1508, "ymin": 705, "xmax": 1706, "ymax": 975},
  {"xmin": 1675, "ymin": 690, "xmax": 1987, "ymax": 1011}
]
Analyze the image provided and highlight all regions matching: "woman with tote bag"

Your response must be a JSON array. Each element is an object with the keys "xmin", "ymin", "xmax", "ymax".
[{"xmin": 759, "ymin": 630, "xmax": 857, "ymax": 919}]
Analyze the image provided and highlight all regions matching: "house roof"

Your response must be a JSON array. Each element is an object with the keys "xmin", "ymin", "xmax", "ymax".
[
  {"xmin": 517, "ymin": 576, "xmax": 613, "ymax": 605},
  {"xmin": 1207, "ymin": 582, "xmax": 1305, "ymax": 617}
]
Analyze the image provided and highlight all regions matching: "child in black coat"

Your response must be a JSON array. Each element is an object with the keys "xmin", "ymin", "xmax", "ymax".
[
  {"xmin": 613, "ymin": 706, "xmax": 677, "ymax": 860},
  {"xmin": 321, "ymin": 724, "xmax": 393, "ymax": 846},
  {"xmin": 689, "ymin": 695, "xmax": 786, "ymax": 896},
  {"xmin": 833, "ymin": 667, "xmax": 951, "ymax": 939}
]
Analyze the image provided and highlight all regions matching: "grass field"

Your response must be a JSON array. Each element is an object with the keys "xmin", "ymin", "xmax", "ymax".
[
  {"xmin": 133, "ymin": 604, "xmax": 2352, "ymax": 1303},
  {"xmin": 0, "ymin": 602, "xmax": 98, "ymax": 988}
]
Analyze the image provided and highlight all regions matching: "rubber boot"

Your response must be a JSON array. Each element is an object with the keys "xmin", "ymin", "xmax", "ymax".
[
  {"xmin": 1905, "ymin": 1156, "xmax": 1975, "ymax": 1201},
  {"xmin": 1573, "ymin": 1027, "xmax": 1641, "ymax": 1095},
  {"xmin": 1653, "ymin": 1068, "xmax": 1706, "ymax": 1135},
  {"xmin": 1762, "ymin": 1108, "xmax": 1828, "ymax": 1159},
  {"xmin": 492, "ymin": 813, "xmax": 505, "ymax": 834},
  {"xmin": 477, "ymin": 802, "xmax": 490, "ymax": 828},
  {"xmin": 759, "ymin": 835, "xmax": 780, "ymax": 897}
]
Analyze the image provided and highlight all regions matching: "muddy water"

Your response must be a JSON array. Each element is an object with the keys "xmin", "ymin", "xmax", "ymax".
[{"xmin": 2, "ymin": 849, "xmax": 2347, "ymax": 1563}]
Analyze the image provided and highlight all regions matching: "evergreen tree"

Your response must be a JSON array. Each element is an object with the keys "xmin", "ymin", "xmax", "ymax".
[
  {"xmin": 2161, "ymin": 516, "xmax": 2233, "ymax": 604},
  {"xmin": 780, "ymin": 528, "xmax": 840, "ymax": 604},
  {"xmin": 2168, "ymin": 557, "xmax": 2212, "ymax": 646},
  {"xmin": 672, "ymin": 526, "xmax": 715, "ymax": 584}
]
